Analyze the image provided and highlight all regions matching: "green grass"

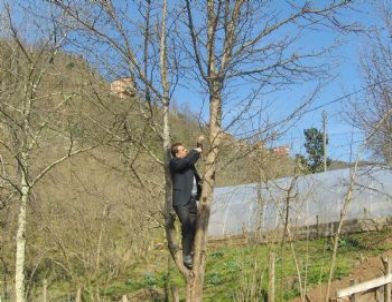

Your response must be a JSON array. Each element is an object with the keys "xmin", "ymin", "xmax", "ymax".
[
  {"xmin": 193, "ymin": 229, "xmax": 392, "ymax": 301},
  {"xmin": 205, "ymin": 248, "xmax": 322, "ymax": 300},
  {"xmin": 47, "ymin": 229, "xmax": 392, "ymax": 301}
]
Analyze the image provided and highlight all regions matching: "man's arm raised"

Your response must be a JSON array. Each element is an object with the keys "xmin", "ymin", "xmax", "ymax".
[{"xmin": 170, "ymin": 149, "xmax": 201, "ymax": 172}]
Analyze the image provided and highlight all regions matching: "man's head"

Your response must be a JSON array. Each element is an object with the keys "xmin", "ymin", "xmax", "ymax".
[{"xmin": 171, "ymin": 143, "xmax": 188, "ymax": 158}]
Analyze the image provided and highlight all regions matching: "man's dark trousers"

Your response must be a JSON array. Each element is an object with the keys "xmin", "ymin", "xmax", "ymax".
[{"xmin": 173, "ymin": 196, "xmax": 197, "ymax": 257}]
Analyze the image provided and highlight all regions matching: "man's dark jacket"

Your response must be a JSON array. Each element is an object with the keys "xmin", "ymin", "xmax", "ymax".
[{"xmin": 169, "ymin": 150, "xmax": 202, "ymax": 206}]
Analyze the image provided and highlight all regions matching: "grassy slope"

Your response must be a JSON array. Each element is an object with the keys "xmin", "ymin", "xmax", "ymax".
[{"xmin": 97, "ymin": 229, "xmax": 392, "ymax": 301}]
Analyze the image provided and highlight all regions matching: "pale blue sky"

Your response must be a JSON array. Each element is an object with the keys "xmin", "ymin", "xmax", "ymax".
[{"xmin": 172, "ymin": 1, "xmax": 382, "ymax": 162}]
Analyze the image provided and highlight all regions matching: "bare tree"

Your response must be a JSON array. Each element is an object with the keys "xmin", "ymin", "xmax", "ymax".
[
  {"xmin": 0, "ymin": 6, "xmax": 109, "ymax": 301},
  {"xmin": 324, "ymin": 160, "xmax": 359, "ymax": 301},
  {"xmin": 182, "ymin": 1, "xmax": 354, "ymax": 300},
  {"xmin": 347, "ymin": 3, "xmax": 392, "ymax": 164},
  {"xmin": 47, "ymin": 0, "xmax": 194, "ymax": 298}
]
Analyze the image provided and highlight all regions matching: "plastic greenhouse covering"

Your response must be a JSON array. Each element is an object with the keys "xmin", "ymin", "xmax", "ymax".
[{"xmin": 208, "ymin": 167, "xmax": 392, "ymax": 238}]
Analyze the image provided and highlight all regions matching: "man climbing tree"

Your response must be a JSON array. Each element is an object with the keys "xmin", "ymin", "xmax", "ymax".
[{"xmin": 169, "ymin": 135, "xmax": 205, "ymax": 269}]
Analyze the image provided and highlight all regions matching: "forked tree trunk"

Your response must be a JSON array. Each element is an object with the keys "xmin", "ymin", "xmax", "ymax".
[
  {"xmin": 185, "ymin": 84, "xmax": 222, "ymax": 301},
  {"xmin": 184, "ymin": 0, "xmax": 223, "ymax": 293}
]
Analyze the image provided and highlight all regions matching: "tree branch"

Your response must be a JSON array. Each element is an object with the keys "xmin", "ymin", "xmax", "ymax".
[{"xmin": 30, "ymin": 145, "xmax": 97, "ymax": 188}]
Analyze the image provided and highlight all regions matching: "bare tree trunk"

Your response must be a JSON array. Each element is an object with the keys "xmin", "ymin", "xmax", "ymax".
[
  {"xmin": 325, "ymin": 162, "xmax": 358, "ymax": 301},
  {"xmin": 94, "ymin": 201, "xmax": 108, "ymax": 299},
  {"xmin": 255, "ymin": 161, "xmax": 265, "ymax": 242},
  {"xmin": 185, "ymin": 1, "xmax": 223, "ymax": 299},
  {"xmin": 160, "ymin": 0, "xmax": 174, "ymax": 250},
  {"xmin": 95, "ymin": 202, "xmax": 109, "ymax": 273},
  {"xmin": 15, "ymin": 152, "xmax": 30, "ymax": 302},
  {"xmin": 186, "ymin": 78, "xmax": 222, "ymax": 301},
  {"xmin": 159, "ymin": 0, "xmax": 189, "ymax": 290},
  {"xmin": 268, "ymin": 252, "xmax": 275, "ymax": 302},
  {"xmin": 159, "ymin": 0, "xmax": 176, "ymax": 262},
  {"xmin": 282, "ymin": 176, "xmax": 305, "ymax": 300},
  {"xmin": 171, "ymin": 286, "xmax": 179, "ymax": 302}
]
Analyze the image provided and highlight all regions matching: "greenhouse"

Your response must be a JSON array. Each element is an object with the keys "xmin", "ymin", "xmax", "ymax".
[{"xmin": 208, "ymin": 167, "xmax": 392, "ymax": 238}]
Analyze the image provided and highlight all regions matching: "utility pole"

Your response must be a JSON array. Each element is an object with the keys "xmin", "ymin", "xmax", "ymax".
[{"xmin": 322, "ymin": 110, "xmax": 328, "ymax": 172}]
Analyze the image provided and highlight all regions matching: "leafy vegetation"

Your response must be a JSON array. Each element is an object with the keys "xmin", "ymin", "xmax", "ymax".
[{"xmin": 297, "ymin": 127, "xmax": 331, "ymax": 173}]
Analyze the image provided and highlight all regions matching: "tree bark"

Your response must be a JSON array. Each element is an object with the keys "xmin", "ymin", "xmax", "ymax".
[
  {"xmin": 185, "ymin": 1, "xmax": 223, "ymax": 299},
  {"xmin": 159, "ymin": 0, "xmax": 190, "ymax": 286},
  {"xmin": 325, "ymin": 163, "xmax": 358, "ymax": 301},
  {"xmin": 15, "ymin": 160, "xmax": 29, "ymax": 302},
  {"xmin": 186, "ymin": 79, "xmax": 222, "ymax": 301}
]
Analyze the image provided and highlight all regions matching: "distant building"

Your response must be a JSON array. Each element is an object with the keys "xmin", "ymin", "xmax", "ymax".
[
  {"xmin": 272, "ymin": 145, "xmax": 289, "ymax": 155},
  {"xmin": 110, "ymin": 77, "xmax": 135, "ymax": 98}
]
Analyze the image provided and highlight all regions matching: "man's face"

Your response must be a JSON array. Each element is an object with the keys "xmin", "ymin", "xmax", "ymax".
[{"xmin": 176, "ymin": 145, "xmax": 188, "ymax": 158}]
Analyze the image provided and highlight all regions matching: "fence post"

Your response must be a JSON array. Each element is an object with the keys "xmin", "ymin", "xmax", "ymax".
[
  {"xmin": 171, "ymin": 286, "xmax": 179, "ymax": 302},
  {"xmin": 375, "ymin": 287, "xmax": 381, "ymax": 302},
  {"xmin": 42, "ymin": 279, "xmax": 47, "ymax": 302},
  {"xmin": 383, "ymin": 257, "xmax": 391, "ymax": 302},
  {"xmin": 76, "ymin": 287, "xmax": 82, "ymax": 302},
  {"xmin": 268, "ymin": 252, "xmax": 275, "ymax": 302},
  {"xmin": 122, "ymin": 294, "xmax": 128, "ymax": 302},
  {"xmin": 349, "ymin": 279, "xmax": 358, "ymax": 302}
]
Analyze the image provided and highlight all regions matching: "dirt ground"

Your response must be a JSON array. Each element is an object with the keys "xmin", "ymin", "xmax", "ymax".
[{"xmin": 291, "ymin": 238, "xmax": 392, "ymax": 302}]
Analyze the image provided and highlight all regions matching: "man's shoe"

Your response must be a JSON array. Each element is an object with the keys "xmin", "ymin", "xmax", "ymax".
[{"xmin": 183, "ymin": 255, "xmax": 193, "ymax": 269}]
